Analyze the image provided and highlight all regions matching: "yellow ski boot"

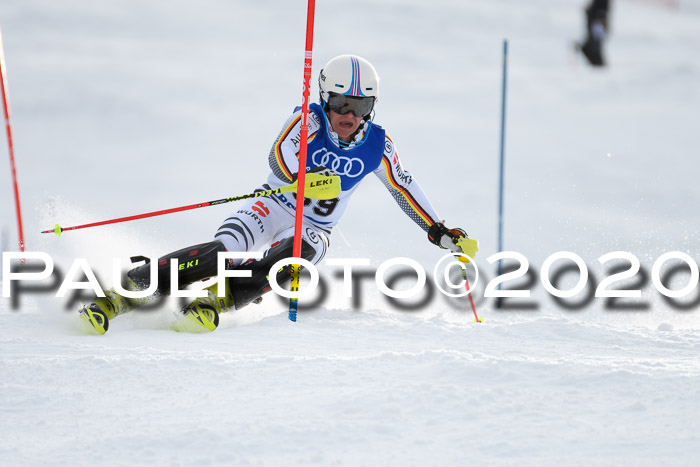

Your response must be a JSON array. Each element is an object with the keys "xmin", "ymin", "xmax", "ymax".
[
  {"xmin": 78, "ymin": 291, "xmax": 123, "ymax": 335},
  {"xmin": 78, "ymin": 282, "xmax": 148, "ymax": 335},
  {"xmin": 172, "ymin": 280, "xmax": 234, "ymax": 333}
]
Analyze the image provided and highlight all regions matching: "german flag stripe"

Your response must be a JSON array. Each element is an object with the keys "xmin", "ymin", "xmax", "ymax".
[
  {"xmin": 380, "ymin": 156, "xmax": 435, "ymax": 226},
  {"xmin": 274, "ymin": 114, "xmax": 302, "ymax": 181},
  {"xmin": 274, "ymin": 115, "xmax": 320, "ymax": 181}
]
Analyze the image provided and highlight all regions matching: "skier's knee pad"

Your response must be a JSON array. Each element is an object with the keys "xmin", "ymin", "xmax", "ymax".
[
  {"xmin": 229, "ymin": 237, "xmax": 316, "ymax": 310},
  {"xmin": 127, "ymin": 241, "xmax": 227, "ymax": 294}
]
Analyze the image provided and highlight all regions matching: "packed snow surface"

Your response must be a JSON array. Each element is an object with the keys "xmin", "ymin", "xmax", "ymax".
[{"xmin": 1, "ymin": 0, "xmax": 699, "ymax": 465}]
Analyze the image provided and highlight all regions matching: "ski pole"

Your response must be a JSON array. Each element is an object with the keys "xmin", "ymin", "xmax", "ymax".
[
  {"xmin": 463, "ymin": 269, "xmax": 483, "ymax": 323},
  {"xmin": 453, "ymin": 237, "xmax": 482, "ymax": 322},
  {"xmin": 459, "ymin": 263, "xmax": 483, "ymax": 323},
  {"xmin": 41, "ymin": 172, "xmax": 340, "ymax": 237}
]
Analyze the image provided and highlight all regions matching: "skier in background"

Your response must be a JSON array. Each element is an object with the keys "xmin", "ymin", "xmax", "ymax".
[
  {"xmin": 79, "ymin": 55, "xmax": 479, "ymax": 334},
  {"xmin": 580, "ymin": 0, "xmax": 611, "ymax": 66}
]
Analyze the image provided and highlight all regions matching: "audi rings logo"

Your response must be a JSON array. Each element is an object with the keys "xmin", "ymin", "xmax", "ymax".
[{"xmin": 312, "ymin": 148, "xmax": 364, "ymax": 178}]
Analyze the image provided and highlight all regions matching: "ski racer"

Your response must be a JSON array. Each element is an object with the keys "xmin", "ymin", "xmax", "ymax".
[{"xmin": 79, "ymin": 54, "xmax": 479, "ymax": 334}]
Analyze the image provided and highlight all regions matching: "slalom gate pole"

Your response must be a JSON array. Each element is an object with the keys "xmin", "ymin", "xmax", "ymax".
[
  {"xmin": 288, "ymin": 0, "xmax": 316, "ymax": 322},
  {"xmin": 0, "ymin": 28, "xmax": 26, "ymax": 259},
  {"xmin": 496, "ymin": 39, "xmax": 508, "ymax": 308},
  {"xmin": 40, "ymin": 173, "xmax": 339, "ymax": 236}
]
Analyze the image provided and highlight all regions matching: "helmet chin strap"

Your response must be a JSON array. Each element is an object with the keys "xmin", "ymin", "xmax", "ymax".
[{"xmin": 322, "ymin": 108, "xmax": 375, "ymax": 150}]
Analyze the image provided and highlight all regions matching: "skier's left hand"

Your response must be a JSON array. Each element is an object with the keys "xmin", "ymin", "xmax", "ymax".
[{"xmin": 428, "ymin": 222, "xmax": 479, "ymax": 262}]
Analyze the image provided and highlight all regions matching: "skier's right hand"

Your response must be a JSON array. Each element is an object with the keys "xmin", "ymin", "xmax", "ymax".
[{"xmin": 308, "ymin": 166, "xmax": 335, "ymax": 178}]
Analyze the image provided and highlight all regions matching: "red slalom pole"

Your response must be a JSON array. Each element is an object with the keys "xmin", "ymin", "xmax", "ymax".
[
  {"xmin": 288, "ymin": 0, "xmax": 316, "ymax": 322},
  {"xmin": 0, "ymin": 28, "xmax": 25, "ymax": 257}
]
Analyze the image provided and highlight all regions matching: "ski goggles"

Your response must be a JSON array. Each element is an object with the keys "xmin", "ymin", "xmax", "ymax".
[{"xmin": 327, "ymin": 93, "xmax": 375, "ymax": 118}]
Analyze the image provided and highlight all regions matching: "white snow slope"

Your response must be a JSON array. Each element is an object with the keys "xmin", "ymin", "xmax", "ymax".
[{"xmin": 1, "ymin": 0, "xmax": 699, "ymax": 465}]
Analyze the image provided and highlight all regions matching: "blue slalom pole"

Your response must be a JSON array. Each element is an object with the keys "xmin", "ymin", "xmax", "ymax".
[{"xmin": 496, "ymin": 40, "xmax": 508, "ymax": 307}]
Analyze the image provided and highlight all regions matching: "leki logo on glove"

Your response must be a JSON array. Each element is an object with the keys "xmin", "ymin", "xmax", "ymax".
[{"xmin": 312, "ymin": 148, "xmax": 364, "ymax": 178}]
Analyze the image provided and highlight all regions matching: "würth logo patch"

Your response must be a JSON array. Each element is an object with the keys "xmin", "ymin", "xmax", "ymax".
[{"xmin": 251, "ymin": 201, "xmax": 270, "ymax": 217}]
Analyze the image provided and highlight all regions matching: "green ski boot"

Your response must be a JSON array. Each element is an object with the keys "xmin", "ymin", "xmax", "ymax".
[
  {"xmin": 78, "ymin": 282, "xmax": 149, "ymax": 335},
  {"xmin": 78, "ymin": 290, "xmax": 126, "ymax": 335},
  {"xmin": 78, "ymin": 297, "xmax": 116, "ymax": 335},
  {"xmin": 172, "ymin": 280, "xmax": 234, "ymax": 333}
]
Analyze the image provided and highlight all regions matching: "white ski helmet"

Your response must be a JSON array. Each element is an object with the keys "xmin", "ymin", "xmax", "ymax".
[{"xmin": 319, "ymin": 55, "xmax": 379, "ymax": 118}]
